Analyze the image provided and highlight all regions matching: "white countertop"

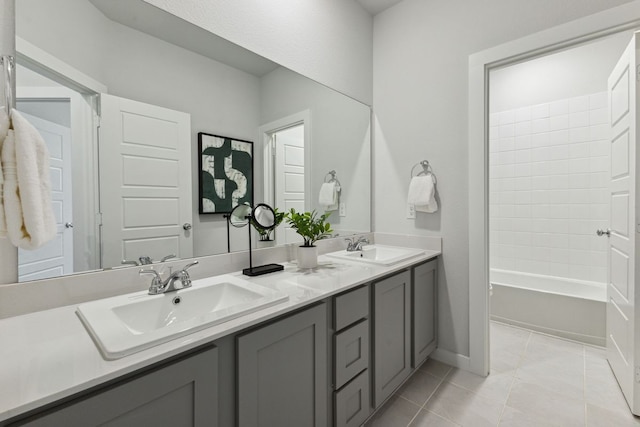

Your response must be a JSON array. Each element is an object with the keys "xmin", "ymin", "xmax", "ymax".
[{"xmin": 0, "ymin": 250, "xmax": 440, "ymax": 422}]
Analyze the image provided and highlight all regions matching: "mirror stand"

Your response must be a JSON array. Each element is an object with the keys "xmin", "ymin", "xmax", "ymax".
[
  {"xmin": 242, "ymin": 216, "xmax": 284, "ymax": 277},
  {"xmin": 229, "ymin": 203, "xmax": 284, "ymax": 277}
]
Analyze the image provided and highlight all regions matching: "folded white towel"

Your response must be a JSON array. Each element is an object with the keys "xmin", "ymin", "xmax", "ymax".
[
  {"xmin": 0, "ymin": 108, "xmax": 9, "ymax": 237},
  {"xmin": 408, "ymin": 174, "xmax": 438, "ymax": 213},
  {"xmin": 319, "ymin": 182, "xmax": 338, "ymax": 211},
  {"xmin": 1, "ymin": 109, "xmax": 56, "ymax": 249}
]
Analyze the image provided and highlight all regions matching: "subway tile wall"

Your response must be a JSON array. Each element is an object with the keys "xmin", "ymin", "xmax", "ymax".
[{"xmin": 489, "ymin": 92, "xmax": 609, "ymax": 283}]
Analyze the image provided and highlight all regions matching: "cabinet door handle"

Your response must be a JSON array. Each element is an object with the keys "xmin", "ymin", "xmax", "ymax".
[
  {"xmin": 596, "ymin": 228, "xmax": 611, "ymax": 237},
  {"xmin": 183, "ymin": 223, "xmax": 192, "ymax": 230}
]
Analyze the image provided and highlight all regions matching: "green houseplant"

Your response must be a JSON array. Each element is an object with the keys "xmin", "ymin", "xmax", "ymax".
[{"xmin": 286, "ymin": 209, "xmax": 333, "ymax": 268}]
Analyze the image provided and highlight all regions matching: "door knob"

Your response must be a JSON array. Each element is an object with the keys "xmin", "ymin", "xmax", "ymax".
[
  {"xmin": 183, "ymin": 223, "xmax": 192, "ymax": 230},
  {"xmin": 596, "ymin": 228, "xmax": 611, "ymax": 237},
  {"xmin": 65, "ymin": 222, "xmax": 74, "ymax": 228}
]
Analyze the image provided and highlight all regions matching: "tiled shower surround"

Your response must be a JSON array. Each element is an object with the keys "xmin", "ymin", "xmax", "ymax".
[{"xmin": 489, "ymin": 92, "xmax": 610, "ymax": 284}]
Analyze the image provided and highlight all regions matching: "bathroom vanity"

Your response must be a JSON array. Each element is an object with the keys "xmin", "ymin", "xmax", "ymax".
[{"xmin": 0, "ymin": 249, "xmax": 439, "ymax": 427}]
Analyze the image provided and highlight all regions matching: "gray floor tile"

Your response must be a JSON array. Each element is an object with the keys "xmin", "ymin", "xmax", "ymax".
[
  {"xmin": 424, "ymin": 381, "xmax": 504, "ymax": 427},
  {"xmin": 365, "ymin": 395, "xmax": 422, "ymax": 427},
  {"xmin": 586, "ymin": 403, "xmax": 640, "ymax": 427},
  {"xmin": 420, "ymin": 358, "xmax": 452, "ymax": 379},
  {"xmin": 398, "ymin": 370, "xmax": 442, "ymax": 406},
  {"xmin": 446, "ymin": 367, "xmax": 515, "ymax": 404},
  {"xmin": 409, "ymin": 409, "xmax": 459, "ymax": 426},
  {"xmin": 506, "ymin": 380, "xmax": 585, "ymax": 427}
]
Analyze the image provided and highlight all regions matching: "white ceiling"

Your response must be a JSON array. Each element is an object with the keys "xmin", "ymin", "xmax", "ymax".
[{"xmin": 356, "ymin": 0, "xmax": 404, "ymax": 15}]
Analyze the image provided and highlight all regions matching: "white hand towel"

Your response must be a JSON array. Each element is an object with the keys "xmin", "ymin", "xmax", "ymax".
[
  {"xmin": 1, "ymin": 109, "xmax": 56, "ymax": 249},
  {"xmin": 408, "ymin": 174, "xmax": 438, "ymax": 213},
  {"xmin": 319, "ymin": 182, "xmax": 338, "ymax": 211},
  {"xmin": 0, "ymin": 108, "xmax": 9, "ymax": 237}
]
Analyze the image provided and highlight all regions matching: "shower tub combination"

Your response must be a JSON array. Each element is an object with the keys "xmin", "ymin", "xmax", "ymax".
[{"xmin": 490, "ymin": 269, "xmax": 606, "ymax": 346}]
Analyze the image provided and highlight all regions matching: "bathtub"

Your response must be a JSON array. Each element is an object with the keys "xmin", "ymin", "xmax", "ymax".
[{"xmin": 490, "ymin": 269, "xmax": 606, "ymax": 346}]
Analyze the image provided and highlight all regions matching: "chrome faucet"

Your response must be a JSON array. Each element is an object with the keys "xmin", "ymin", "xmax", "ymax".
[
  {"xmin": 139, "ymin": 261, "xmax": 199, "ymax": 295},
  {"xmin": 138, "ymin": 256, "xmax": 153, "ymax": 265},
  {"xmin": 345, "ymin": 236, "xmax": 370, "ymax": 252}
]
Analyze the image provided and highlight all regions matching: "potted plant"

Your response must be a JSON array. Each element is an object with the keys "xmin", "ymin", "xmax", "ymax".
[
  {"xmin": 251, "ymin": 207, "xmax": 285, "ymax": 242},
  {"xmin": 285, "ymin": 209, "xmax": 333, "ymax": 268}
]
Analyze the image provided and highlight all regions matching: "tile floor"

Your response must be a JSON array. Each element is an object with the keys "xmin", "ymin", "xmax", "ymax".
[{"xmin": 365, "ymin": 321, "xmax": 640, "ymax": 426}]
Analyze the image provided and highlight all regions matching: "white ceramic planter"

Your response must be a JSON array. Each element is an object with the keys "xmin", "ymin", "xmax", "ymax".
[{"xmin": 297, "ymin": 246, "xmax": 318, "ymax": 269}]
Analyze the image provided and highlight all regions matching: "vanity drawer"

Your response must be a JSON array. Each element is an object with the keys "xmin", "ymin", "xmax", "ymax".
[
  {"xmin": 335, "ymin": 319, "xmax": 369, "ymax": 389},
  {"xmin": 334, "ymin": 285, "xmax": 369, "ymax": 331},
  {"xmin": 334, "ymin": 369, "xmax": 371, "ymax": 427}
]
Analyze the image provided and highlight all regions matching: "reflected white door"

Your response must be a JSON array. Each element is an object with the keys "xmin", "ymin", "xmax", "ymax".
[
  {"xmin": 99, "ymin": 94, "xmax": 192, "ymax": 268},
  {"xmin": 17, "ymin": 112, "xmax": 73, "ymax": 281},
  {"xmin": 274, "ymin": 124, "xmax": 305, "ymax": 244},
  {"xmin": 606, "ymin": 32, "xmax": 639, "ymax": 414}
]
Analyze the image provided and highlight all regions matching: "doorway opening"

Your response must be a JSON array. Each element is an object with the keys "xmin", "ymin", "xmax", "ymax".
[
  {"xmin": 260, "ymin": 110, "xmax": 311, "ymax": 246},
  {"xmin": 15, "ymin": 63, "xmax": 100, "ymax": 281}
]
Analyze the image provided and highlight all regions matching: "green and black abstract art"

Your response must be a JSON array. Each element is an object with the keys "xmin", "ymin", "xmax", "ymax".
[{"xmin": 198, "ymin": 132, "xmax": 253, "ymax": 214}]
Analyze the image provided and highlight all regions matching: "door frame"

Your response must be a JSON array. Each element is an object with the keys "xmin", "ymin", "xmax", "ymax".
[
  {"xmin": 258, "ymin": 110, "xmax": 312, "ymax": 210},
  {"xmin": 16, "ymin": 36, "xmax": 107, "ymax": 271},
  {"xmin": 468, "ymin": 2, "xmax": 640, "ymax": 376}
]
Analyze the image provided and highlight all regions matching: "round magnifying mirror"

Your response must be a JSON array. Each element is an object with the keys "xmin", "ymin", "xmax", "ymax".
[
  {"xmin": 252, "ymin": 203, "xmax": 276, "ymax": 229},
  {"xmin": 229, "ymin": 203, "xmax": 252, "ymax": 227}
]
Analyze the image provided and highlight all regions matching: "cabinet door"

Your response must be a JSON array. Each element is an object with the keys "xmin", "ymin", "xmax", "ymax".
[
  {"xmin": 18, "ymin": 346, "xmax": 218, "ymax": 427},
  {"xmin": 413, "ymin": 259, "xmax": 438, "ymax": 367},
  {"xmin": 237, "ymin": 303, "xmax": 328, "ymax": 427},
  {"xmin": 373, "ymin": 270, "xmax": 411, "ymax": 407}
]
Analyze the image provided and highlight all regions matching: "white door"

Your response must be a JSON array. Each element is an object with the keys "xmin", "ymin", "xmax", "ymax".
[
  {"xmin": 17, "ymin": 112, "xmax": 73, "ymax": 281},
  {"xmin": 606, "ymin": 32, "xmax": 639, "ymax": 414},
  {"xmin": 274, "ymin": 125, "xmax": 305, "ymax": 244},
  {"xmin": 99, "ymin": 94, "xmax": 192, "ymax": 268}
]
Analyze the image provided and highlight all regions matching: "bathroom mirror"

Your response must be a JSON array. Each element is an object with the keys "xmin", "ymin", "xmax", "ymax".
[{"xmin": 9, "ymin": 0, "xmax": 371, "ymax": 283}]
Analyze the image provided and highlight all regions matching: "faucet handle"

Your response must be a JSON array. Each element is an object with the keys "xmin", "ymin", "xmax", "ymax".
[
  {"xmin": 161, "ymin": 254, "xmax": 177, "ymax": 262},
  {"xmin": 121, "ymin": 259, "xmax": 139, "ymax": 266},
  {"xmin": 139, "ymin": 268, "xmax": 163, "ymax": 294},
  {"xmin": 181, "ymin": 260, "xmax": 199, "ymax": 272},
  {"xmin": 139, "ymin": 256, "xmax": 153, "ymax": 265}
]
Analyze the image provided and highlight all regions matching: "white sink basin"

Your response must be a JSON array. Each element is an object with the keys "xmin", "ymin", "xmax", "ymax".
[
  {"xmin": 77, "ymin": 275, "xmax": 288, "ymax": 359},
  {"xmin": 326, "ymin": 245, "xmax": 425, "ymax": 266}
]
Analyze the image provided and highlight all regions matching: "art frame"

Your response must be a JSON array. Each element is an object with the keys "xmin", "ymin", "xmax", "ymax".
[{"xmin": 198, "ymin": 132, "xmax": 254, "ymax": 214}]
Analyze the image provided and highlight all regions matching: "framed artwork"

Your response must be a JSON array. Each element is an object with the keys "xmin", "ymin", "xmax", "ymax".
[{"xmin": 198, "ymin": 132, "xmax": 253, "ymax": 214}]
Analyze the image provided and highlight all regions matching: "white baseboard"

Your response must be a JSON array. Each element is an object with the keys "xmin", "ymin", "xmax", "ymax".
[{"xmin": 430, "ymin": 347, "xmax": 471, "ymax": 372}]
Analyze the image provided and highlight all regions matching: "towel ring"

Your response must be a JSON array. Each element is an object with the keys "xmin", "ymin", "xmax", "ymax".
[
  {"xmin": 410, "ymin": 160, "xmax": 437, "ymax": 184},
  {"xmin": 1, "ymin": 55, "xmax": 14, "ymax": 118},
  {"xmin": 324, "ymin": 170, "xmax": 342, "ymax": 192}
]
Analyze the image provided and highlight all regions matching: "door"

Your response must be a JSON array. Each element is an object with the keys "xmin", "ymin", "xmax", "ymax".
[
  {"xmin": 17, "ymin": 111, "xmax": 73, "ymax": 281},
  {"xmin": 606, "ymin": 32, "xmax": 639, "ymax": 414},
  {"xmin": 273, "ymin": 124, "xmax": 305, "ymax": 244},
  {"xmin": 99, "ymin": 94, "xmax": 192, "ymax": 268}
]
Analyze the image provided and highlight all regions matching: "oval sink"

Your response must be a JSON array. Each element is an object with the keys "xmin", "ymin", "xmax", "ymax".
[
  {"xmin": 326, "ymin": 245, "xmax": 425, "ymax": 266},
  {"xmin": 77, "ymin": 275, "xmax": 288, "ymax": 359}
]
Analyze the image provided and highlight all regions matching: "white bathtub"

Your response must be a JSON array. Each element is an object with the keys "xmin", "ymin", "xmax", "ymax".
[{"xmin": 490, "ymin": 269, "xmax": 606, "ymax": 346}]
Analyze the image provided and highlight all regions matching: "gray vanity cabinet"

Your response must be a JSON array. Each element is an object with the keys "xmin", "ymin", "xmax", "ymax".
[
  {"xmin": 14, "ymin": 345, "xmax": 218, "ymax": 427},
  {"xmin": 412, "ymin": 259, "xmax": 438, "ymax": 367},
  {"xmin": 237, "ymin": 303, "xmax": 328, "ymax": 427},
  {"xmin": 372, "ymin": 270, "xmax": 412, "ymax": 407}
]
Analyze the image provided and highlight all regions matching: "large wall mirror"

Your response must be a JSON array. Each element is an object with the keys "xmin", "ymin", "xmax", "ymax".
[{"xmin": 12, "ymin": 0, "xmax": 371, "ymax": 283}]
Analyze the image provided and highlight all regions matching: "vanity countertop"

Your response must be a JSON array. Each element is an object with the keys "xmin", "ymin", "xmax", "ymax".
[{"xmin": 0, "ymin": 249, "xmax": 440, "ymax": 422}]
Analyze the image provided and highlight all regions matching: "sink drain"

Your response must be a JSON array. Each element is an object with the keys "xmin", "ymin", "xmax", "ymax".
[{"xmin": 172, "ymin": 296, "xmax": 182, "ymax": 305}]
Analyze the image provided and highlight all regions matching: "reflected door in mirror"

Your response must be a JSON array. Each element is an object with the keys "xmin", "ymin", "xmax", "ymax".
[{"xmin": 99, "ymin": 94, "xmax": 193, "ymax": 268}]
